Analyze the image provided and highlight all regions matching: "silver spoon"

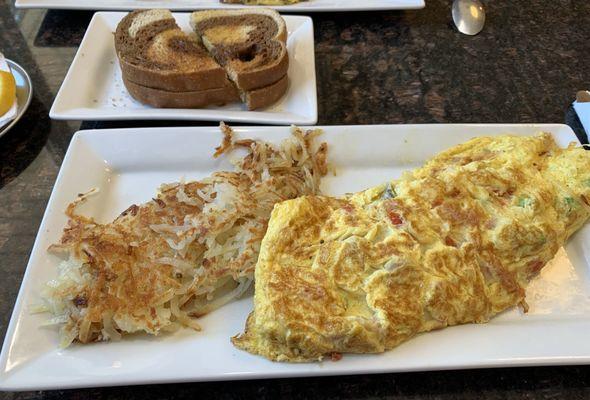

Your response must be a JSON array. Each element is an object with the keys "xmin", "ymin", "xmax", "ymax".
[{"xmin": 452, "ymin": 0, "xmax": 486, "ymax": 36}]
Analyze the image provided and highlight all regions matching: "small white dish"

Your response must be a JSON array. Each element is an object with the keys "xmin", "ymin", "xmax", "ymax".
[
  {"xmin": 49, "ymin": 12, "xmax": 317, "ymax": 125},
  {"xmin": 0, "ymin": 124, "xmax": 589, "ymax": 391},
  {"xmin": 15, "ymin": 0, "xmax": 425, "ymax": 12},
  {"xmin": 0, "ymin": 60, "xmax": 33, "ymax": 139}
]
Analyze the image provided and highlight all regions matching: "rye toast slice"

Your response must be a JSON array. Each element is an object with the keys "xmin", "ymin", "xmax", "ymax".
[
  {"xmin": 115, "ymin": 10, "xmax": 228, "ymax": 92},
  {"xmin": 190, "ymin": 9, "xmax": 289, "ymax": 92},
  {"xmin": 122, "ymin": 75, "xmax": 239, "ymax": 108}
]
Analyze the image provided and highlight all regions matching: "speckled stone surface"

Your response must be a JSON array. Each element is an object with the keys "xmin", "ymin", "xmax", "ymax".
[
  {"xmin": 33, "ymin": 10, "xmax": 93, "ymax": 47},
  {"xmin": 311, "ymin": 3, "xmax": 590, "ymax": 131},
  {"xmin": 1, "ymin": 0, "xmax": 589, "ymax": 398}
]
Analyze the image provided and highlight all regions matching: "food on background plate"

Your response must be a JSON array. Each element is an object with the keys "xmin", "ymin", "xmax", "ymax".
[
  {"xmin": 221, "ymin": 0, "xmax": 302, "ymax": 5},
  {"xmin": 37, "ymin": 124, "xmax": 327, "ymax": 347},
  {"xmin": 190, "ymin": 8, "xmax": 289, "ymax": 110},
  {"xmin": 114, "ymin": 9, "xmax": 289, "ymax": 110},
  {"xmin": 233, "ymin": 133, "xmax": 590, "ymax": 362}
]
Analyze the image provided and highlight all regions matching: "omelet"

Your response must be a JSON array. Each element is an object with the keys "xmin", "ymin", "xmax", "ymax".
[{"xmin": 232, "ymin": 133, "xmax": 590, "ymax": 362}]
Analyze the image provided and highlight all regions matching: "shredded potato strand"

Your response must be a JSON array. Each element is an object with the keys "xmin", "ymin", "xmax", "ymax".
[{"xmin": 41, "ymin": 123, "xmax": 328, "ymax": 346}]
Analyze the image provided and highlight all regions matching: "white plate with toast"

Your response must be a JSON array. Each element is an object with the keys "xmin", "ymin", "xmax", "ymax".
[
  {"xmin": 49, "ymin": 12, "xmax": 317, "ymax": 125},
  {"xmin": 1, "ymin": 124, "xmax": 590, "ymax": 391},
  {"xmin": 16, "ymin": 0, "xmax": 425, "ymax": 12}
]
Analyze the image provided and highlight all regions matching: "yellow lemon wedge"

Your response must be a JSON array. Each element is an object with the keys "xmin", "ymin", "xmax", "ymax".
[{"xmin": 0, "ymin": 70, "xmax": 17, "ymax": 116}]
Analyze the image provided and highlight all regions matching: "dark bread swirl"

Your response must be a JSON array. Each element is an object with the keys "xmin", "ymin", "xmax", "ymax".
[
  {"xmin": 190, "ymin": 9, "xmax": 289, "ymax": 92},
  {"xmin": 123, "ymin": 75, "xmax": 239, "ymax": 108},
  {"xmin": 115, "ymin": 10, "xmax": 228, "ymax": 92}
]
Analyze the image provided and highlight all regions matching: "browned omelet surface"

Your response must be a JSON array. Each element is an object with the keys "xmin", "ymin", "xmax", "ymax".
[{"xmin": 232, "ymin": 133, "xmax": 590, "ymax": 362}]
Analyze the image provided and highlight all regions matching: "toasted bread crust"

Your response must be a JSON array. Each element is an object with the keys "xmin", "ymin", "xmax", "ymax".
[
  {"xmin": 244, "ymin": 74, "xmax": 288, "ymax": 110},
  {"xmin": 123, "ymin": 75, "xmax": 240, "ymax": 108},
  {"xmin": 118, "ymin": 57, "xmax": 228, "ymax": 92}
]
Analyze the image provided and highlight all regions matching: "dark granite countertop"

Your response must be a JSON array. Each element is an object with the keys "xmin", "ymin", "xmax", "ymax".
[{"xmin": 0, "ymin": 0, "xmax": 589, "ymax": 398}]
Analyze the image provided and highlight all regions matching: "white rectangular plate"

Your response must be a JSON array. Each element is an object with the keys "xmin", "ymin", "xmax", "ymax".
[
  {"xmin": 1, "ymin": 124, "xmax": 589, "ymax": 391},
  {"xmin": 49, "ymin": 12, "xmax": 317, "ymax": 125},
  {"xmin": 16, "ymin": 0, "xmax": 425, "ymax": 12}
]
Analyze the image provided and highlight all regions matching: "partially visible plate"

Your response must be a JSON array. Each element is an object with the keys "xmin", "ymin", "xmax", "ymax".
[
  {"xmin": 49, "ymin": 12, "xmax": 317, "ymax": 125},
  {"xmin": 1, "ymin": 124, "xmax": 589, "ymax": 391},
  {"xmin": 15, "ymin": 0, "xmax": 425, "ymax": 12},
  {"xmin": 0, "ymin": 60, "xmax": 33, "ymax": 139}
]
